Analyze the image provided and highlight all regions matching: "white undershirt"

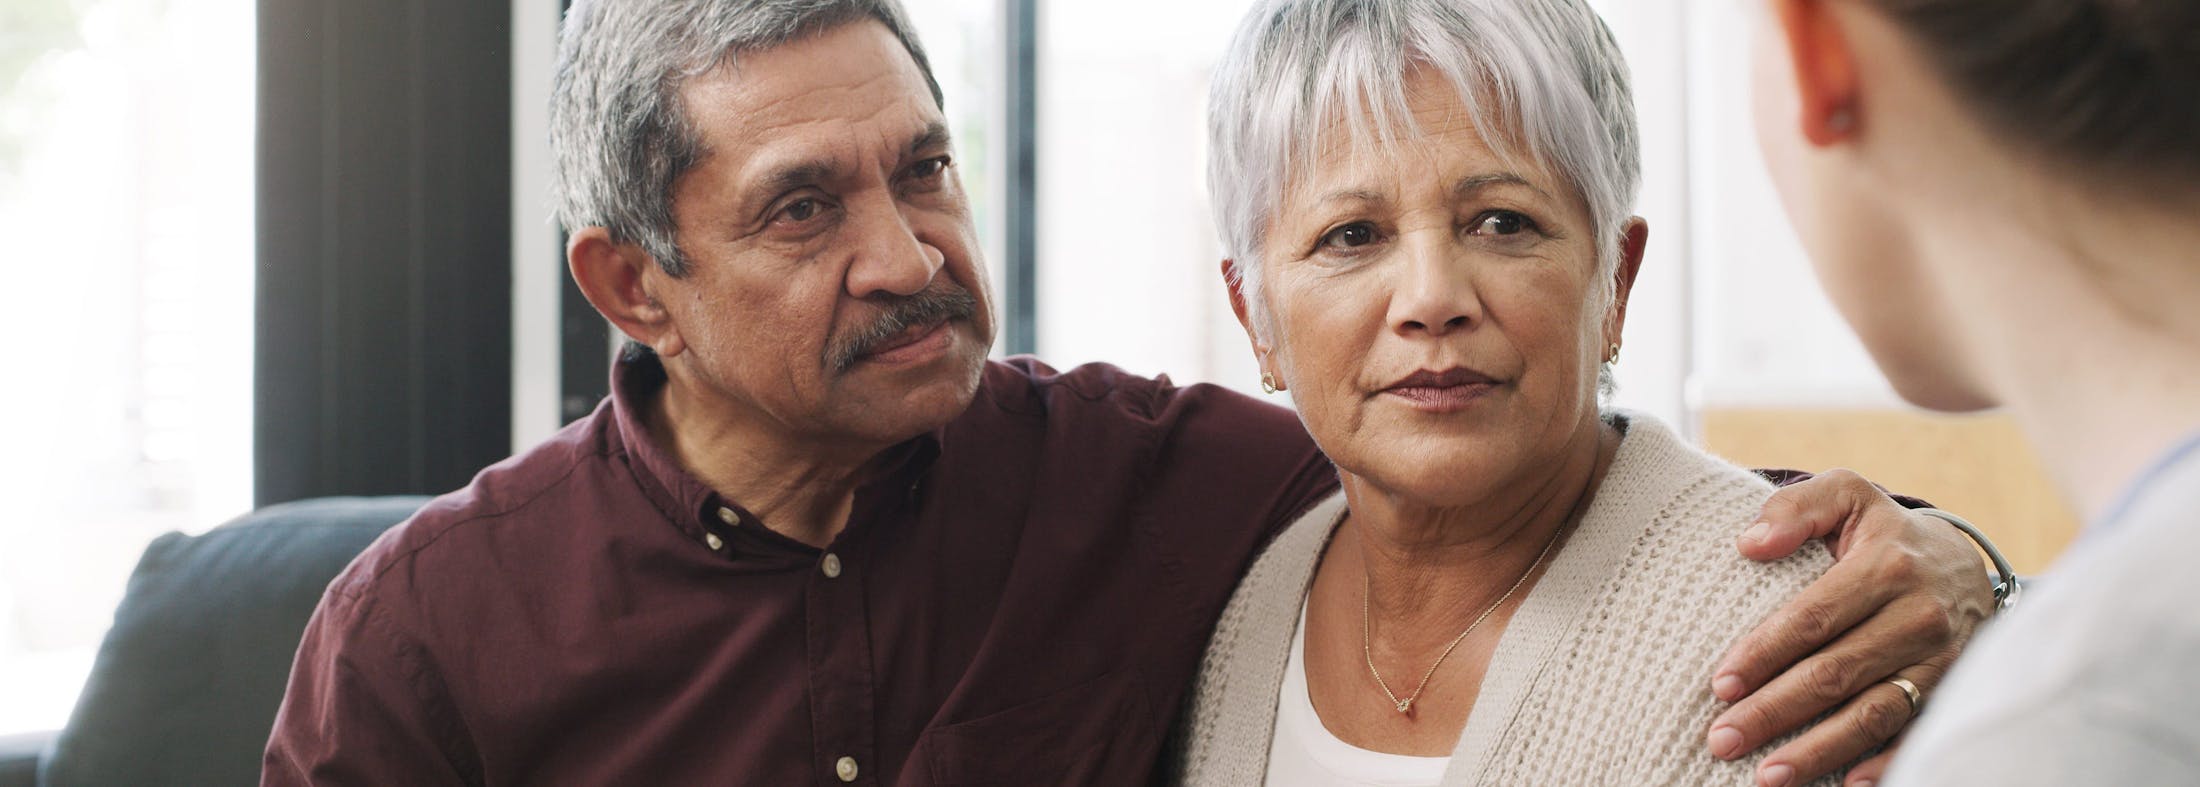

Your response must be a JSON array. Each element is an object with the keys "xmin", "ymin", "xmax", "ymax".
[{"xmin": 1263, "ymin": 604, "xmax": 1451, "ymax": 787}]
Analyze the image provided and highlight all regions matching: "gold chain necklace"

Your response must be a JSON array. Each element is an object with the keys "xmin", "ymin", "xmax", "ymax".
[{"xmin": 1360, "ymin": 520, "xmax": 1569, "ymax": 715}]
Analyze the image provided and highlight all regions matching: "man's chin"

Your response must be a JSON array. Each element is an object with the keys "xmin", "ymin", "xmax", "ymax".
[{"xmin": 831, "ymin": 328, "xmax": 988, "ymax": 432}]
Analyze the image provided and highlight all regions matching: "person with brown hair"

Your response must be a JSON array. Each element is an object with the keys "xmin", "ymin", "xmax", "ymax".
[{"xmin": 1755, "ymin": 1, "xmax": 2200, "ymax": 782}]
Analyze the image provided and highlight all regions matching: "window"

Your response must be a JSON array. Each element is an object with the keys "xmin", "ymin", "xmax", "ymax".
[{"xmin": 0, "ymin": 0, "xmax": 255, "ymax": 734}]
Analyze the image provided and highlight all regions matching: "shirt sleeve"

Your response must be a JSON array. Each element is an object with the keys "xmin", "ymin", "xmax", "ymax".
[
  {"xmin": 1885, "ymin": 698, "xmax": 2200, "ymax": 785},
  {"xmin": 263, "ymin": 584, "xmax": 478, "ymax": 786},
  {"xmin": 1135, "ymin": 378, "xmax": 1338, "ymax": 579}
]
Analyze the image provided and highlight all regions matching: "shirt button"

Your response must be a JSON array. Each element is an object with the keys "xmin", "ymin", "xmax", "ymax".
[
  {"xmin": 704, "ymin": 532, "xmax": 724, "ymax": 551},
  {"xmin": 820, "ymin": 553, "xmax": 843, "ymax": 579},
  {"xmin": 834, "ymin": 756, "xmax": 859, "ymax": 782},
  {"xmin": 716, "ymin": 506, "xmax": 738, "ymax": 525}
]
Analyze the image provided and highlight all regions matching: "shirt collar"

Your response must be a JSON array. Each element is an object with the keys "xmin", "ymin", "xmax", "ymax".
[
  {"xmin": 606, "ymin": 349, "xmax": 943, "ymax": 557},
  {"xmin": 2091, "ymin": 429, "xmax": 2200, "ymax": 539}
]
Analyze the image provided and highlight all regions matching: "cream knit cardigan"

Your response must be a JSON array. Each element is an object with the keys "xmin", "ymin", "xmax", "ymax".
[{"xmin": 1167, "ymin": 413, "xmax": 1839, "ymax": 786}]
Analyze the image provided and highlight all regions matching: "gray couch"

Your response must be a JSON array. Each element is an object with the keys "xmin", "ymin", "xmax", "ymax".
[{"xmin": 0, "ymin": 496, "xmax": 426, "ymax": 787}]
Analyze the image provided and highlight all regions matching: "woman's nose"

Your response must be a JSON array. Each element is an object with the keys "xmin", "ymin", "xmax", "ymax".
[{"xmin": 1388, "ymin": 240, "xmax": 1481, "ymax": 336}]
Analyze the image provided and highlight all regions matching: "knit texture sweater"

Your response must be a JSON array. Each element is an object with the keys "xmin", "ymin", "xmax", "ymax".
[{"xmin": 1166, "ymin": 413, "xmax": 1838, "ymax": 786}]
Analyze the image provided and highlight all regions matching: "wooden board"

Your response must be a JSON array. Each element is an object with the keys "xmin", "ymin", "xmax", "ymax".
[{"xmin": 1700, "ymin": 409, "xmax": 2079, "ymax": 575}]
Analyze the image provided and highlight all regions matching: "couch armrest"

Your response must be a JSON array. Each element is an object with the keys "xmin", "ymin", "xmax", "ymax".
[{"xmin": 0, "ymin": 730, "xmax": 54, "ymax": 787}]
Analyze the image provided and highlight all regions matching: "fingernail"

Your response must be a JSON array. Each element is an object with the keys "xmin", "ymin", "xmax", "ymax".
[
  {"xmin": 1713, "ymin": 673, "xmax": 1745, "ymax": 701},
  {"xmin": 1760, "ymin": 763, "xmax": 1794, "ymax": 787},
  {"xmin": 1708, "ymin": 726, "xmax": 1743, "ymax": 759},
  {"xmin": 1742, "ymin": 521, "xmax": 1772, "ymax": 545}
]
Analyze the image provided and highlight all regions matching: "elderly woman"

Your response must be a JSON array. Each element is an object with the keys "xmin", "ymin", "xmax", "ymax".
[
  {"xmin": 1170, "ymin": 0, "xmax": 1914, "ymax": 784},
  {"xmin": 1753, "ymin": 0, "xmax": 2200, "ymax": 783}
]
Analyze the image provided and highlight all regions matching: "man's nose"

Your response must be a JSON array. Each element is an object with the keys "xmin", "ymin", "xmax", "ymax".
[{"xmin": 845, "ymin": 198, "xmax": 943, "ymax": 299}]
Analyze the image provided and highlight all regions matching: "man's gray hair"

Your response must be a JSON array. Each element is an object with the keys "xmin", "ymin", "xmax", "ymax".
[
  {"xmin": 1208, "ymin": 0, "xmax": 1640, "ymax": 332},
  {"xmin": 552, "ymin": 0, "xmax": 943, "ymax": 276}
]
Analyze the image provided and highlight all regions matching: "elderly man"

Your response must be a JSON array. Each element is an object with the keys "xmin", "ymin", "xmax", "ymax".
[{"xmin": 264, "ymin": 1, "xmax": 1994, "ymax": 784}]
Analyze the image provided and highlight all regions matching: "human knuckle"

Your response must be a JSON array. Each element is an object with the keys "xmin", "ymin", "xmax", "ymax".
[
  {"xmin": 1802, "ymin": 654, "xmax": 1857, "ymax": 701},
  {"xmin": 1790, "ymin": 601, "xmax": 1845, "ymax": 645},
  {"xmin": 1903, "ymin": 605, "xmax": 1959, "ymax": 644},
  {"xmin": 1761, "ymin": 490, "xmax": 1803, "ymax": 519},
  {"xmin": 1731, "ymin": 698, "xmax": 1781, "ymax": 735},
  {"xmin": 1772, "ymin": 743, "xmax": 1831, "ymax": 776},
  {"xmin": 1853, "ymin": 695, "xmax": 1909, "ymax": 740},
  {"xmin": 1822, "ymin": 467, "xmax": 1870, "ymax": 489},
  {"xmin": 1872, "ymin": 547, "xmax": 1924, "ymax": 586}
]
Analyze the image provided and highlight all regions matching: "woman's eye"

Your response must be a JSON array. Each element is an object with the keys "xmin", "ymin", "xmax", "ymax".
[
  {"xmin": 1320, "ymin": 222, "xmax": 1378, "ymax": 249},
  {"xmin": 1469, "ymin": 210, "xmax": 1535, "ymax": 236}
]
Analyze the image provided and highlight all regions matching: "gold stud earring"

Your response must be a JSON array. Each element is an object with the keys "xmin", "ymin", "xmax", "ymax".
[
  {"xmin": 1260, "ymin": 371, "xmax": 1280, "ymax": 394},
  {"xmin": 1608, "ymin": 342, "xmax": 1622, "ymax": 364}
]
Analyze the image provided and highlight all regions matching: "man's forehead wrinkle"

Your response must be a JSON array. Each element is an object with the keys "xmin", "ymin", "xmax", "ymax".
[
  {"xmin": 690, "ymin": 98, "xmax": 939, "ymax": 193},
  {"xmin": 731, "ymin": 111, "xmax": 938, "ymax": 190}
]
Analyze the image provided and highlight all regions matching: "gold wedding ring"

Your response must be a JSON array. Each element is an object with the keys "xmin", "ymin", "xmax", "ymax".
[{"xmin": 1886, "ymin": 676, "xmax": 1924, "ymax": 715}]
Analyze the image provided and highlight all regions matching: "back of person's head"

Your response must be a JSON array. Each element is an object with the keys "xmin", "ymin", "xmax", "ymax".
[{"xmin": 1865, "ymin": 0, "xmax": 2200, "ymax": 194}]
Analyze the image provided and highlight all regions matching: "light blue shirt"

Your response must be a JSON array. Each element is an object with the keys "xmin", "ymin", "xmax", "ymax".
[{"xmin": 1885, "ymin": 434, "xmax": 2200, "ymax": 784}]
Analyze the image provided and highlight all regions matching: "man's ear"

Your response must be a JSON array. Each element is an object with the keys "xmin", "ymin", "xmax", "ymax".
[
  {"xmin": 1604, "ymin": 218, "xmax": 1650, "ymax": 354},
  {"xmin": 568, "ymin": 227, "xmax": 685, "ymax": 358},
  {"xmin": 1772, "ymin": 0, "xmax": 1864, "ymax": 147},
  {"xmin": 1221, "ymin": 258, "xmax": 1280, "ymax": 386}
]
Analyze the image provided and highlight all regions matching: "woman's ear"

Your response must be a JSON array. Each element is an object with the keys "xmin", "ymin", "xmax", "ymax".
[
  {"xmin": 1604, "ymin": 218, "xmax": 1650, "ymax": 353},
  {"xmin": 568, "ymin": 227, "xmax": 686, "ymax": 358},
  {"xmin": 1772, "ymin": 0, "xmax": 1865, "ymax": 147},
  {"xmin": 1222, "ymin": 258, "xmax": 1283, "ymax": 388}
]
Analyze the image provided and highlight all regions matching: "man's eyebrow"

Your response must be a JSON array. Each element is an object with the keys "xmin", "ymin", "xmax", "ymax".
[
  {"xmin": 1452, "ymin": 172, "xmax": 1546, "ymax": 199},
  {"xmin": 907, "ymin": 121, "xmax": 952, "ymax": 157},
  {"xmin": 758, "ymin": 159, "xmax": 840, "ymax": 196}
]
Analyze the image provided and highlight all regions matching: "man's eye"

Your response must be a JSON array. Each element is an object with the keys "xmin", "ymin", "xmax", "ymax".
[
  {"xmin": 1469, "ymin": 210, "xmax": 1536, "ymax": 236},
  {"xmin": 910, "ymin": 156, "xmax": 951, "ymax": 179},
  {"xmin": 781, "ymin": 198, "xmax": 821, "ymax": 223},
  {"xmin": 1320, "ymin": 223, "xmax": 1378, "ymax": 249}
]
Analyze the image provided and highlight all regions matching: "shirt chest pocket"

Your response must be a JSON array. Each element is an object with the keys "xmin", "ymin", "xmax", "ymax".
[{"xmin": 912, "ymin": 667, "xmax": 1155, "ymax": 786}]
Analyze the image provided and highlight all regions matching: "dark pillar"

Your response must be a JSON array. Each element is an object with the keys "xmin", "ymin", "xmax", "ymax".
[{"xmin": 256, "ymin": 0, "xmax": 514, "ymax": 504}]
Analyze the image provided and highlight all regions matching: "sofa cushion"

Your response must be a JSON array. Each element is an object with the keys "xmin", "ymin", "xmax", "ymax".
[
  {"xmin": 0, "ymin": 731, "xmax": 48, "ymax": 787},
  {"xmin": 39, "ymin": 496, "xmax": 426, "ymax": 787}
]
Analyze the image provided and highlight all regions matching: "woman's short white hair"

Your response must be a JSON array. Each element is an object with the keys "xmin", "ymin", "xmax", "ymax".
[{"xmin": 1208, "ymin": 0, "xmax": 1640, "ymax": 333}]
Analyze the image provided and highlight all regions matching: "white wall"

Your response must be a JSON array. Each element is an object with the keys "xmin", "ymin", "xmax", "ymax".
[
  {"xmin": 1681, "ymin": 2, "xmax": 1898, "ymax": 412},
  {"xmin": 511, "ymin": 0, "xmax": 563, "ymax": 453}
]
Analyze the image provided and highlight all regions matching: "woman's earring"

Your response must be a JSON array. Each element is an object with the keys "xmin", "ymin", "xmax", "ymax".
[
  {"xmin": 1826, "ymin": 108, "xmax": 1855, "ymax": 135},
  {"xmin": 1260, "ymin": 371, "xmax": 1280, "ymax": 395},
  {"xmin": 1608, "ymin": 342, "xmax": 1622, "ymax": 364}
]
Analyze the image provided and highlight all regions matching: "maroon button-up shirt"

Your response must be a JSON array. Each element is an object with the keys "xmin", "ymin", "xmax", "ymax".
[{"xmin": 264, "ymin": 354, "xmax": 1339, "ymax": 786}]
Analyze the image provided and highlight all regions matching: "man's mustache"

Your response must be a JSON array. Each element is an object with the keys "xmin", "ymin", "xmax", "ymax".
[{"xmin": 826, "ymin": 283, "xmax": 981, "ymax": 372}]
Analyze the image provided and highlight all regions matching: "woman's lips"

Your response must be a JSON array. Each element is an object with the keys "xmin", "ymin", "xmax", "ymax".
[{"xmin": 1380, "ymin": 381, "xmax": 1499, "ymax": 413}]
